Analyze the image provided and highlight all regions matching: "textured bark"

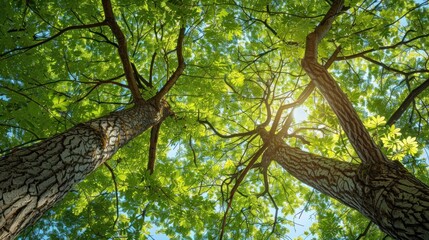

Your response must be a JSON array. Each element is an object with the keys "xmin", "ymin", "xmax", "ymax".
[
  {"xmin": 271, "ymin": 144, "xmax": 429, "ymax": 239},
  {"xmin": 291, "ymin": 1, "xmax": 429, "ymax": 239},
  {"xmin": 0, "ymin": 100, "xmax": 172, "ymax": 239},
  {"xmin": 302, "ymin": 59, "xmax": 389, "ymax": 165},
  {"xmin": 301, "ymin": 0, "xmax": 388, "ymax": 166}
]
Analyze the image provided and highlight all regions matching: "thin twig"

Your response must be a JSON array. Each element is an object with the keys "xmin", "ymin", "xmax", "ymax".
[
  {"xmin": 219, "ymin": 144, "xmax": 268, "ymax": 240},
  {"xmin": 1, "ymin": 21, "xmax": 107, "ymax": 59},
  {"xmin": 104, "ymin": 162, "xmax": 120, "ymax": 229}
]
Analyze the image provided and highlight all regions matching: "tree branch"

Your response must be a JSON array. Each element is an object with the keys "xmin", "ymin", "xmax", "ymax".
[
  {"xmin": 356, "ymin": 221, "xmax": 373, "ymax": 240},
  {"xmin": 147, "ymin": 122, "xmax": 161, "ymax": 174},
  {"xmin": 219, "ymin": 144, "xmax": 268, "ymax": 240},
  {"xmin": 1, "ymin": 21, "xmax": 108, "ymax": 59},
  {"xmin": 335, "ymin": 33, "xmax": 429, "ymax": 61},
  {"xmin": 131, "ymin": 62, "xmax": 153, "ymax": 89},
  {"xmin": 269, "ymin": 83, "xmax": 314, "ymax": 136},
  {"xmin": 303, "ymin": 0, "xmax": 344, "ymax": 60},
  {"xmin": 152, "ymin": 27, "xmax": 186, "ymax": 103},
  {"xmin": 149, "ymin": 52, "xmax": 157, "ymax": 86},
  {"xmin": 102, "ymin": 0, "xmax": 144, "ymax": 104},
  {"xmin": 104, "ymin": 163, "xmax": 119, "ymax": 229},
  {"xmin": 301, "ymin": 0, "xmax": 389, "ymax": 165},
  {"xmin": 189, "ymin": 135, "xmax": 198, "ymax": 167},
  {"xmin": 387, "ymin": 78, "xmax": 429, "ymax": 126},
  {"xmin": 198, "ymin": 118, "xmax": 258, "ymax": 139},
  {"xmin": 271, "ymin": 45, "xmax": 341, "ymax": 137}
]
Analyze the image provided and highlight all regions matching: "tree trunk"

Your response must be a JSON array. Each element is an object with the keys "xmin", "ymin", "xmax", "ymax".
[
  {"xmin": 284, "ymin": 0, "xmax": 429, "ymax": 238},
  {"xmin": 0, "ymin": 100, "xmax": 172, "ymax": 240},
  {"xmin": 271, "ymin": 144, "xmax": 429, "ymax": 239}
]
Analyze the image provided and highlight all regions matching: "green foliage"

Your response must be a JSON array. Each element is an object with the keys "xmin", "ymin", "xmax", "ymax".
[
  {"xmin": 1, "ymin": 0, "xmax": 428, "ymax": 239},
  {"xmin": 365, "ymin": 116, "xmax": 420, "ymax": 160}
]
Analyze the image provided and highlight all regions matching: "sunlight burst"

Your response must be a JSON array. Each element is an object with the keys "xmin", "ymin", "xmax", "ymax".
[{"xmin": 294, "ymin": 107, "xmax": 308, "ymax": 123}]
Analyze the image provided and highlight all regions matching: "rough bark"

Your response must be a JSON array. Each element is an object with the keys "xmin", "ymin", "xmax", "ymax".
[
  {"xmin": 271, "ymin": 144, "xmax": 429, "ymax": 239},
  {"xmin": 288, "ymin": 0, "xmax": 429, "ymax": 239},
  {"xmin": 0, "ymin": 100, "xmax": 172, "ymax": 239},
  {"xmin": 301, "ymin": 0, "xmax": 388, "ymax": 166}
]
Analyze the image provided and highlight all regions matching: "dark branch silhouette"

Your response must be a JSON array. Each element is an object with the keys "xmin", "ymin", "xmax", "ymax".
[
  {"xmin": 387, "ymin": 78, "xmax": 429, "ymax": 126},
  {"xmin": 147, "ymin": 122, "xmax": 161, "ymax": 174},
  {"xmin": 0, "ymin": 21, "xmax": 108, "ymax": 59}
]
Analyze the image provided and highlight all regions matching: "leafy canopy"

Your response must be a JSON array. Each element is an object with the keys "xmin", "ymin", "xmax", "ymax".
[{"xmin": 1, "ymin": 0, "xmax": 428, "ymax": 239}]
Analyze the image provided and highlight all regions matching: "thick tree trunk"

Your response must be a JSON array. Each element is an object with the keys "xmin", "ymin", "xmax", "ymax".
[
  {"xmin": 301, "ymin": 0, "xmax": 388, "ymax": 166},
  {"xmin": 271, "ymin": 144, "xmax": 429, "ymax": 239},
  {"xmin": 0, "ymin": 100, "xmax": 172, "ymax": 239},
  {"xmin": 286, "ymin": 0, "xmax": 429, "ymax": 238}
]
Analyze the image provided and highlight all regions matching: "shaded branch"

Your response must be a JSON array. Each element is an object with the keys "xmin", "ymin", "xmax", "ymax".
[
  {"xmin": 267, "ymin": 191, "xmax": 279, "ymax": 237},
  {"xmin": 356, "ymin": 221, "xmax": 373, "ymax": 240},
  {"xmin": 77, "ymin": 74, "xmax": 128, "ymax": 102},
  {"xmin": 80, "ymin": 73, "xmax": 128, "ymax": 88},
  {"xmin": 149, "ymin": 52, "xmax": 157, "ymax": 86},
  {"xmin": 219, "ymin": 144, "xmax": 268, "ymax": 240},
  {"xmin": 362, "ymin": 56, "xmax": 429, "ymax": 76},
  {"xmin": 256, "ymin": 151, "xmax": 272, "ymax": 197},
  {"xmin": 131, "ymin": 62, "xmax": 153, "ymax": 89},
  {"xmin": 102, "ymin": 0, "xmax": 144, "ymax": 104},
  {"xmin": 1, "ymin": 21, "xmax": 107, "ymax": 59},
  {"xmin": 88, "ymin": 29, "xmax": 119, "ymax": 48},
  {"xmin": 240, "ymin": 48, "xmax": 279, "ymax": 71},
  {"xmin": 335, "ymin": 33, "xmax": 429, "ymax": 61},
  {"xmin": 189, "ymin": 135, "xmax": 198, "ymax": 167},
  {"xmin": 362, "ymin": 56, "xmax": 408, "ymax": 75},
  {"xmin": 387, "ymin": 78, "xmax": 429, "ymax": 126},
  {"xmin": 148, "ymin": 122, "xmax": 161, "ymax": 174},
  {"xmin": 104, "ymin": 163, "xmax": 119, "ymax": 229},
  {"xmin": 152, "ymin": 27, "xmax": 186, "ymax": 103},
  {"xmin": 252, "ymin": 18, "xmax": 298, "ymax": 46},
  {"xmin": 198, "ymin": 118, "xmax": 259, "ymax": 139},
  {"xmin": 238, "ymin": 5, "xmax": 299, "ymax": 52}
]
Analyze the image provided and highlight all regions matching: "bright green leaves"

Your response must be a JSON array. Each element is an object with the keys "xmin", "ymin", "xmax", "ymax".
[
  {"xmin": 308, "ymin": 193, "xmax": 386, "ymax": 239},
  {"xmin": 380, "ymin": 128, "xmax": 419, "ymax": 160},
  {"xmin": 228, "ymin": 70, "xmax": 245, "ymax": 87},
  {"xmin": 365, "ymin": 115, "xmax": 387, "ymax": 129},
  {"xmin": 49, "ymin": 93, "xmax": 68, "ymax": 116},
  {"xmin": 3, "ymin": 0, "xmax": 429, "ymax": 239},
  {"xmin": 217, "ymin": 8, "xmax": 229, "ymax": 19},
  {"xmin": 401, "ymin": 136, "xmax": 419, "ymax": 156},
  {"xmin": 364, "ymin": 115, "xmax": 420, "ymax": 161}
]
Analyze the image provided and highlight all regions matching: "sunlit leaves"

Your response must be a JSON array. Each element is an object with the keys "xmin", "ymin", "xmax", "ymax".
[
  {"xmin": 401, "ymin": 136, "xmax": 419, "ymax": 155},
  {"xmin": 364, "ymin": 116, "xmax": 420, "ymax": 161},
  {"xmin": 365, "ymin": 115, "xmax": 386, "ymax": 129},
  {"xmin": 2, "ymin": 0, "xmax": 429, "ymax": 239},
  {"xmin": 228, "ymin": 70, "xmax": 245, "ymax": 87}
]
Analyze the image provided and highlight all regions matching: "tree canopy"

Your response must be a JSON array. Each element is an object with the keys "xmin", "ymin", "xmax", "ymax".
[{"xmin": 1, "ymin": 0, "xmax": 429, "ymax": 239}]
